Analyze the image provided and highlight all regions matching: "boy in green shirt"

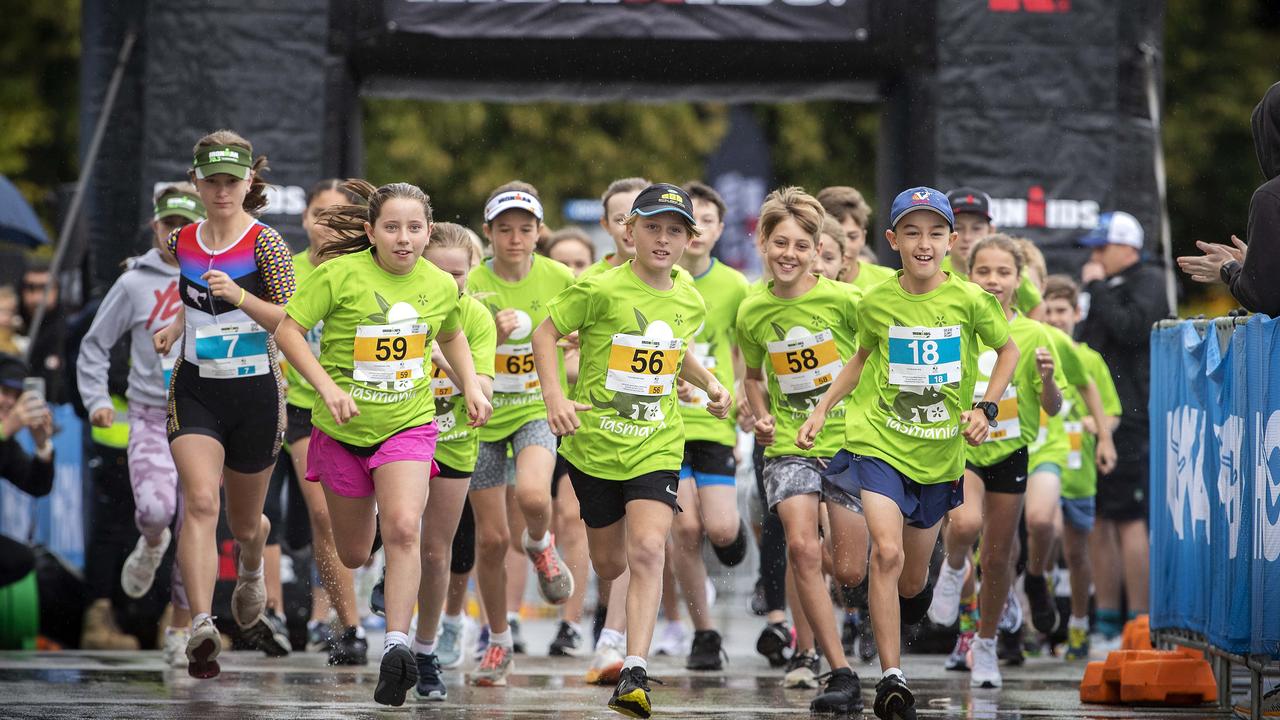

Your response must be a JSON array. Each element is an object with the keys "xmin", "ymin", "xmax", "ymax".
[
  {"xmin": 578, "ymin": 177, "xmax": 650, "ymax": 282},
  {"xmin": 942, "ymin": 188, "xmax": 1042, "ymax": 317},
  {"xmin": 534, "ymin": 183, "xmax": 729, "ymax": 719},
  {"xmin": 816, "ymin": 185, "xmax": 896, "ymax": 291},
  {"xmin": 798, "ymin": 187, "xmax": 1019, "ymax": 720}
]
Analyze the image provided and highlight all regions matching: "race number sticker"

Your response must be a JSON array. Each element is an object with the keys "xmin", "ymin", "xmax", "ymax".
[
  {"xmin": 431, "ymin": 365, "xmax": 458, "ymax": 399},
  {"xmin": 606, "ymin": 334, "xmax": 683, "ymax": 396},
  {"xmin": 679, "ymin": 341, "xmax": 715, "ymax": 408},
  {"xmin": 352, "ymin": 323, "xmax": 428, "ymax": 383},
  {"xmin": 194, "ymin": 322, "xmax": 270, "ymax": 379},
  {"xmin": 887, "ymin": 325, "xmax": 962, "ymax": 386},
  {"xmin": 973, "ymin": 380, "xmax": 1020, "ymax": 443},
  {"xmin": 494, "ymin": 342, "xmax": 539, "ymax": 394},
  {"xmin": 766, "ymin": 330, "xmax": 841, "ymax": 395},
  {"xmin": 1065, "ymin": 420, "xmax": 1084, "ymax": 470}
]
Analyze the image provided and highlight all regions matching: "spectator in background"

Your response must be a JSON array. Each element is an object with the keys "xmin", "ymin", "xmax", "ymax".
[
  {"xmin": 1076, "ymin": 211, "xmax": 1171, "ymax": 640},
  {"xmin": 1177, "ymin": 81, "xmax": 1280, "ymax": 315},
  {"xmin": 20, "ymin": 259, "xmax": 69, "ymax": 405},
  {"xmin": 0, "ymin": 285, "xmax": 22, "ymax": 355}
]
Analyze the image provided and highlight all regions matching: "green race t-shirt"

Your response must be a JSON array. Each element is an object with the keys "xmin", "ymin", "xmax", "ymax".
[
  {"xmin": 966, "ymin": 314, "xmax": 1052, "ymax": 467},
  {"xmin": 432, "ymin": 294, "xmax": 497, "ymax": 473},
  {"xmin": 844, "ymin": 271, "xmax": 1009, "ymax": 484},
  {"xmin": 549, "ymin": 261, "xmax": 706, "ymax": 480},
  {"xmin": 680, "ymin": 259, "xmax": 749, "ymax": 446},
  {"xmin": 284, "ymin": 249, "xmax": 460, "ymax": 447},
  {"xmin": 284, "ymin": 251, "xmax": 323, "ymax": 410},
  {"xmin": 849, "ymin": 260, "xmax": 897, "ymax": 293},
  {"xmin": 942, "ymin": 256, "xmax": 1042, "ymax": 317},
  {"xmin": 468, "ymin": 255, "xmax": 575, "ymax": 441},
  {"xmin": 737, "ymin": 276, "xmax": 861, "ymax": 459},
  {"xmin": 1028, "ymin": 323, "xmax": 1088, "ymax": 470},
  {"xmin": 1062, "ymin": 343, "xmax": 1123, "ymax": 499}
]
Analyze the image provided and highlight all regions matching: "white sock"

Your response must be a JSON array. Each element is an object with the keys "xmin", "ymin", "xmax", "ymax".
[
  {"xmin": 489, "ymin": 628, "xmax": 513, "ymax": 648},
  {"xmin": 1069, "ymin": 615, "xmax": 1090, "ymax": 631},
  {"xmin": 238, "ymin": 556, "xmax": 263, "ymax": 579},
  {"xmin": 524, "ymin": 529, "xmax": 551, "ymax": 552},
  {"xmin": 442, "ymin": 612, "xmax": 463, "ymax": 628},
  {"xmin": 384, "ymin": 631, "xmax": 409, "ymax": 652},
  {"xmin": 623, "ymin": 655, "xmax": 647, "ymax": 671},
  {"xmin": 412, "ymin": 638, "xmax": 436, "ymax": 655},
  {"xmin": 192, "ymin": 612, "xmax": 212, "ymax": 630},
  {"xmin": 942, "ymin": 558, "xmax": 966, "ymax": 577},
  {"xmin": 598, "ymin": 628, "xmax": 624, "ymax": 650},
  {"xmin": 883, "ymin": 667, "xmax": 905, "ymax": 682}
]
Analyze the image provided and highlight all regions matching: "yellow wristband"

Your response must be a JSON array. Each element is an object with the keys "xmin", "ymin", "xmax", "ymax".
[{"xmin": 234, "ymin": 288, "xmax": 247, "ymax": 307}]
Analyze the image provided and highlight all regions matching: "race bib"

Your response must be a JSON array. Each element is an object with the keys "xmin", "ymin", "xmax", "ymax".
[
  {"xmin": 767, "ymin": 329, "xmax": 841, "ymax": 395},
  {"xmin": 494, "ymin": 342, "xmax": 539, "ymax": 394},
  {"xmin": 973, "ymin": 380, "xmax": 1019, "ymax": 443},
  {"xmin": 431, "ymin": 365, "xmax": 458, "ymax": 399},
  {"xmin": 1065, "ymin": 420, "xmax": 1084, "ymax": 470},
  {"xmin": 353, "ymin": 322, "xmax": 428, "ymax": 383},
  {"xmin": 888, "ymin": 325, "xmax": 962, "ymax": 386},
  {"xmin": 679, "ymin": 341, "xmax": 714, "ymax": 408},
  {"xmin": 606, "ymin": 334, "xmax": 683, "ymax": 397},
  {"xmin": 194, "ymin": 322, "xmax": 270, "ymax": 379}
]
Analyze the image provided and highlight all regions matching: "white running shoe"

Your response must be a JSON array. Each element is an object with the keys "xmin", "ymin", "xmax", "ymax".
[
  {"xmin": 585, "ymin": 634, "xmax": 625, "ymax": 685},
  {"xmin": 969, "ymin": 636, "xmax": 1003, "ymax": 689},
  {"xmin": 121, "ymin": 528, "xmax": 170, "ymax": 599},
  {"xmin": 927, "ymin": 557, "xmax": 968, "ymax": 627},
  {"xmin": 652, "ymin": 619, "xmax": 689, "ymax": 656},
  {"xmin": 162, "ymin": 626, "xmax": 189, "ymax": 668},
  {"xmin": 997, "ymin": 587, "xmax": 1023, "ymax": 634}
]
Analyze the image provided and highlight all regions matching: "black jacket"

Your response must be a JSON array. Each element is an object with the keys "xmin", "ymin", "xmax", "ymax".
[
  {"xmin": 0, "ymin": 433, "xmax": 53, "ymax": 587},
  {"xmin": 1079, "ymin": 261, "xmax": 1172, "ymax": 456},
  {"xmin": 1224, "ymin": 81, "xmax": 1280, "ymax": 316}
]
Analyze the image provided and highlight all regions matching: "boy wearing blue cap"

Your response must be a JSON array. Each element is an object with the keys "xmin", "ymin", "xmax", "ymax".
[{"xmin": 797, "ymin": 187, "xmax": 1019, "ymax": 720}]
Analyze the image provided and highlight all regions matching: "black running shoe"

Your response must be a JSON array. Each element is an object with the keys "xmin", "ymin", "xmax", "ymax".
[
  {"xmin": 997, "ymin": 628, "xmax": 1025, "ymax": 666},
  {"xmin": 592, "ymin": 604, "xmax": 608, "ymax": 645},
  {"xmin": 898, "ymin": 583, "xmax": 934, "ymax": 627},
  {"xmin": 686, "ymin": 629, "xmax": 726, "ymax": 671},
  {"xmin": 873, "ymin": 673, "xmax": 916, "ymax": 720},
  {"xmin": 549, "ymin": 620, "xmax": 585, "ymax": 657},
  {"xmin": 415, "ymin": 652, "xmax": 446, "ymax": 701},
  {"xmin": 756, "ymin": 621, "xmax": 792, "ymax": 668},
  {"xmin": 810, "ymin": 666, "xmax": 862, "ymax": 715},
  {"xmin": 711, "ymin": 520, "xmax": 749, "ymax": 567},
  {"xmin": 510, "ymin": 616, "xmax": 527, "ymax": 655},
  {"xmin": 241, "ymin": 611, "xmax": 291, "ymax": 657},
  {"xmin": 608, "ymin": 665, "xmax": 662, "ymax": 719},
  {"xmin": 858, "ymin": 616, "xmax": 878, "ymax": 663},
  {"xmin": 374, "ymin": 644, "xmax": 418, "ymax": 707},
  {"xmin": 370, "ymin": 569, "xmax": 386, "ymax": 618},
  {"xmin": 841, "ymin": 614, "xmax": 858, "ymax": 657},
  {"xmin": 328, "ymin": 626, "xmax": 368, "ymax": 666},
  {"xmin": 1023, "ymin": 573, "xmax": 1061, "ymax": 635}
]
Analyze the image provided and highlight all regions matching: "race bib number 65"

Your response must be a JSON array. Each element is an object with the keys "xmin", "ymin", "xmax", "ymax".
[{"xmin": 606, "ymin": 334, "xmax": 683, "ymax": 396}]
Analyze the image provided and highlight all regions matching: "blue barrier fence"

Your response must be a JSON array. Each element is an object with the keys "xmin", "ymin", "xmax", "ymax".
[
  {"xmin": 1150, "ymin": 316, "xmax": 1280, "ymax": 660},
  {"xmin": 0, "ymin": 404, "xmax": 85, "ymax": 570}
]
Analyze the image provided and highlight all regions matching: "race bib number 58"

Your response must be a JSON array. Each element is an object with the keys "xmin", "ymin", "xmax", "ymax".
[
  {"xmin": 766, "ymin": 329, "xmax": 841, "ymax": 395},
  {"xmin": 606, "ymin": 334, "xmax": 683, "ymax": 396}
]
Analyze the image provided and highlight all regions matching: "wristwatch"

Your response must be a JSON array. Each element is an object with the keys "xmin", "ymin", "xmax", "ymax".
[
  {"xmin": 1220, "ymin": 260, "xmax": 1241, "ymax": 285},
  {"xmin": 974, "ymin": 401, "xmax": 999, "ymax": 427}
]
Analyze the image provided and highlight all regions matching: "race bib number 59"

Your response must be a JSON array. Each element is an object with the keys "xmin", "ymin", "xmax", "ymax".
[
  {"xmin": 353, "ymin": 323, "xmax": 428, "ymax": 382},
  {"xmin": 606, "ymin": 334, "xmax": 683, "ymax": 396}
]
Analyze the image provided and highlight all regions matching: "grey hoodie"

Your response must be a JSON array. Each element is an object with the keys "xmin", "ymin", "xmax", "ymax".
[
  {"xmin": 1223, "ymin": 82, "xmax": 1280, "ymax": 315},
  {"xmin": 77, "ymin": 249, "xmax": 182, "ymax": 413}
]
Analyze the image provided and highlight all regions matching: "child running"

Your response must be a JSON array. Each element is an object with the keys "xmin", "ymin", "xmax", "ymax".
[
  {"xmin": 78, "ymin": 183, "xmax": 202, "ymax": 667},
  {"xmin": 533, "ymin": 182, "xmax": 729, "ymax": 719},
  {"xmin": 152, "ymin": 131, "xmax": 297, "ymax": 680},
  {"xmin": 798, "ymin": 187, "xmax": 1019, "ymax": 720},
  {"xmin": 942, "ymin": 188, "xmax": 1041, "ymax": 317},
  {"xmin": 738, "ymin": 187, "xmax": 866, "ymax": 714},
  {"xmin": 275, "ymin": 180, "xmax": 492, "ymax": 706},
  {"xmin": 816, "ymin": 186, "xmax": 895, "ymax": 290},
  {"xmin": 411, "ymin": 222, "xmax": 497, "ymax": 701},
  {"xmin": 579, "ymin": 178, "xmax": 650, "ymax": 281}
]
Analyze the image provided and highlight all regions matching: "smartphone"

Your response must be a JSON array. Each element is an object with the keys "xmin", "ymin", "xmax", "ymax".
[{"xmin": 22, "ymin": 376, "xmax": 45, "ymax": 403}]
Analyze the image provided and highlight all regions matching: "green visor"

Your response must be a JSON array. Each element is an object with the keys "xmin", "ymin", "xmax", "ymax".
[
  {"xmin": 155, "ymin": 192, "xmax": 206, "ymax": 222},
  {"xmin": 193, "ymin": 144, "xmax": 253, "ymax": 180}
]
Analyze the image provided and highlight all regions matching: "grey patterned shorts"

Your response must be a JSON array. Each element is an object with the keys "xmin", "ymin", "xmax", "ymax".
[
  {"xmin": 762, "ymin": 455, "xmax": 862, "ymax": 514},
  {"xmin": 471, "ymin": 419, "xmax": 557, "ymax": 492}
]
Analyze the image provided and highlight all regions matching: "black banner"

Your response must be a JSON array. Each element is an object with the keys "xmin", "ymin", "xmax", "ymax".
[{"xmin": 383, "ymin": 0, "xmax": 870, "ymax": 42}]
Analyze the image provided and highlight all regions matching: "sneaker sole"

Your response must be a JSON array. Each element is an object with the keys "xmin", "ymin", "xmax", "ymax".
[
  {"xmin": 608, "ymin": 690, "xmax": 651, "ymax": 719},
  {"xmin": 756, "ymin": 632, "xmax": 789, "ymax": 668},
  {"xmin": 374, "ymin": 656, "xmax": 417, "ymax": 706},
  {"xmin": 877, "ymin": 689, "xmax": 916, "ymax": 720},
  {"xmin": 416, "ymin": 688, "xmax": 447, "ymax": 701},
  {"xmin": 120, "ymin": 567, "xmax": 157, "ymax": 599},
  {"xmin": 241, "ymin": 619, "xmax": 290, "ymax": 658},
  {"xmin": 970, "ymin": 677, "xmax": 1002, "ymax": 689},
  {"xmin": 471, "ymin": 676, "xmax": 508, "ymax": 687},
  {"xmin": 810, "ymin": 697, "xmax": 860, "ymax": 715},
  {"xmin": 186, "ymin": 638, "xmax": 220, "ymax": 679},
  {"xmin": 782, "ymin": 675, "xmax": 818, "ymax": 689},
  {"xmin": 534, "ymin": 566, "xmax": 575, "ymax": 606}
]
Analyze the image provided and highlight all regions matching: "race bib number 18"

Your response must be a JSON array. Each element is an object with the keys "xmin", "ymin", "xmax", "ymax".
[
  {"xmin": 888, "ymin": 325, "xmax": 962, "ymax": 386},
  {"xmin": 353, "ymin": 323, "xmax": 428, "ymax": 383},
  {"xmin": 766, "ymin": 329, "xmax": 841, "ymax": 395},
  {"xmin": 606, "ymin": 334, "xmax": 682, "ymax": 396}
]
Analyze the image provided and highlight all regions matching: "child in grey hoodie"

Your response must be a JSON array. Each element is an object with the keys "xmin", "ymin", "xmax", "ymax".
[{"xmin": 77, "ymin": 184, "xmax": 203, "ymax": 666}]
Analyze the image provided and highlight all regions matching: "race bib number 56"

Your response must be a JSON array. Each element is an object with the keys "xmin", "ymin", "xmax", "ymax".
[{"xmin": 606, "ymin": 334, "xmax": 683, "ymax": 396}]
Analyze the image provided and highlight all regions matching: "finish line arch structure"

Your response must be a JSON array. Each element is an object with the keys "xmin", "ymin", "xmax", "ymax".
[{"xmin": 80, "ymin": 0, "xmax": 1162, "ymax": 290}]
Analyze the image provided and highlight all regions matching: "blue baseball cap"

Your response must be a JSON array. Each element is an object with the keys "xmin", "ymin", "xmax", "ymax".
[
  {"xmin": 1079, "ymin": 211, "xmax": 1144, "ymax": 249},
  {"xmin": 889, "ymin": 186, "xmax": 955, "ymax": 230}
]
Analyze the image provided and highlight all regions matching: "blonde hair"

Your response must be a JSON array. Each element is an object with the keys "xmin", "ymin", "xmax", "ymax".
[
  {"xmin": 818, "ymin": 215, "xmax": 846, "ymax": 255},
  {"xmin": 1011, "ymin": 236, "xmax": 1047, "ymax": 287},
  {"xmin": 192, "ymin": 130, "xmax": 270, "ymax": 215},
  {"xmin": 968, "ymin": 233, "xmax": 1025, "ymax": 277},
  {"xmin": 816, "ymin": 185, "xmax": 871, "ymax": 230},
  {"xmin": 429, "ymin": 222, "xmax": 481, "ymax": 266},
  {"xmin": 758, "ymin": 186, "xmax": 824, "ymax": 245}
]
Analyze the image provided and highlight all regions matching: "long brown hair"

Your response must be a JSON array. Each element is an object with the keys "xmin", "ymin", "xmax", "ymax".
[
  {"xmin": 192, "ymin": 130, "xmax": 270, "ymax": 215},
  {"xmin": 316, "ymin": 179, "xmax": 433, "ymax": 258}
]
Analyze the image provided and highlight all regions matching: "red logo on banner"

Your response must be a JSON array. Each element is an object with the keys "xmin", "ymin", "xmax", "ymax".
[
  {"xmin": 1027, "ymin": 185, "xmax": 1046, "ymax": 228},
  {"xmin": 989, "ymin": 0, "xmax": 1071, "ymax": 12}
]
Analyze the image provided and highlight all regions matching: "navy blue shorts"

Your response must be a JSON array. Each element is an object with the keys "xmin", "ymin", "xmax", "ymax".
[{"xmin": 823, "ymin": 450, "xmax": 963, "ymax": 529}]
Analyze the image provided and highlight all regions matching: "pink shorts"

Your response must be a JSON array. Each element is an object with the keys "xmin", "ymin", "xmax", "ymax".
[{"xmin": 305, "ymin": 423, "xmax": 440, "ymax": 498}]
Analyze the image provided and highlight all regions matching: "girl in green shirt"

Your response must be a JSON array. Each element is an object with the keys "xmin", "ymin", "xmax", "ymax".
[{"xmin": 276, "ymin": 180, "xmax": 492, "ymax": 707}]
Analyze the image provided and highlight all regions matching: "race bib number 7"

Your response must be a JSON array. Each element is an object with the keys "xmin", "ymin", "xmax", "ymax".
[
  {"xmin": 353, "ymin": 323, "xmax": 428, "ymax": 383},
  {"xmin": 606, "ymin": 334, "xmax": 683, "ymax": 396},
  {"xmin": 888, "ymin": 325, "xmax": 962, "ymax": 386},
  {"xmin": 766, "ymin": 329, "xmax": 841, "ymax": 395},
  {"xmin": 195, "ymin": 322, "xmax": 270, "ymax": 379}
]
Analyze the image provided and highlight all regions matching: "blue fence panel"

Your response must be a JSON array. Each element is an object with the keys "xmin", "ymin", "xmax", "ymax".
[{"xmin": 0, "ymin": 404, "xmax": 85, "ymax": 570}]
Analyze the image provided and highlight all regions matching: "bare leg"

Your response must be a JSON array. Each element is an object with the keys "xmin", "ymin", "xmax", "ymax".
[
  {"xmin": 291, "ymin": 437, "xmax": 359, "ymax": 628},
  {"xmin": 776, "ymin": 493, "xmax": 849, "ymax": 671},
  {"xmin": 1118, "ymin": 518, "xmax": 1149, "ymax": 613},
  {"xmin": 623, "ymin": 499, "xmax": 675, "ymax": 659},
  {"xmin": 469, "ymin": 484, "xmax": 510, "ymax": 635},
  {"xmin": 370, "ymin": 461, "xmax": 433, "ymax": 636},
  {"xmin": 416, "ymin": 476, "xmax": 470, "ymax": 644},
  {"xmin": 553, "ymin": 476, "xmax": 589, "ymax": 624}
]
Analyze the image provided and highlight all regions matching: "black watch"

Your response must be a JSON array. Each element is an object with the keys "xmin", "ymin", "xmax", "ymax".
[
  {"xmin": 1220, "ymin": 260, "xmax": 1240, "ymax": 285},
  {"xmin": 974, "ymin": 401, "xmax": 999, "ymax": 427}
]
